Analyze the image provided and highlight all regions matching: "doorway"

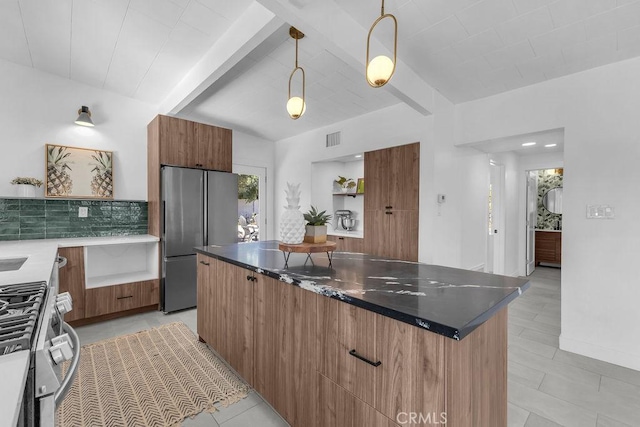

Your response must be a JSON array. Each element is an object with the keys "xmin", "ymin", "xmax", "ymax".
[
  {"xmin": 234, "ymin": 164, "xmax": 266, "ymax": 243},
  {"xmin": 525, "ymin": 168, "xmax": 563, "ymax": 275}
]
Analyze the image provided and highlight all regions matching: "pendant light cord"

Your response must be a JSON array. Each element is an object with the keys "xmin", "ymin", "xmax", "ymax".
[
  {"xmin": 295, "ymin": 37, "xmax": 299, "ymax": 68},
  {"xmin": 381, "ymin": 0, "xmax": 385, "ymax": 16}
]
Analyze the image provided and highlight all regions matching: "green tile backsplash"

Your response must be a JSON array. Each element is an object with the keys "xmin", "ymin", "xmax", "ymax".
[{"xmin": 0, "ymin": 198, "xmax": 148, "ymax": 241}]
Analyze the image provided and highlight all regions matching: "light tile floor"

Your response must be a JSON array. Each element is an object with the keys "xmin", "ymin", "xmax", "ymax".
[{"xmin": 75, "ymin": 267, "xmax": 640, "ymax": 427}]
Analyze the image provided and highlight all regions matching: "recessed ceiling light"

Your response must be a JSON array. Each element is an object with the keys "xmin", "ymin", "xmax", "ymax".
[
  {"xmin": 522, "ymin": 142, "xmax": 536, "ymax": 147},
  {"xmin": 355, "ymin": 154, "xmax": 362, "ymax": 158},
  {"xmin": 545, "ymin": 144, "xmax": 557, "ymax": 148}
]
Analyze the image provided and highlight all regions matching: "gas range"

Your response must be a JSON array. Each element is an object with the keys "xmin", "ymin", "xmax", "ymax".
[
  {"xmin": 0, "ymin": 282, "xmax": 48, "ymax": 356},
  {"xmin": 0, "ymin": 256, "xmax": 79, "ymax": 427}
]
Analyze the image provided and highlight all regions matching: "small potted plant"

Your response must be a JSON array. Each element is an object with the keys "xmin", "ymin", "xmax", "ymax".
[
  {"xmin": 11, "ymin": 177, "xmax": 43, "ymax": 198},
  {"xmin": 303, "ymin": 205, "xmax": 332, "ymax": 243},
  {"xmin": 335, "ymin": 176, "xmax": 356, "ymax": 193}
]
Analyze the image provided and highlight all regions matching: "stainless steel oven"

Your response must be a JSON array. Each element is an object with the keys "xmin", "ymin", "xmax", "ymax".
[{"xmin": 1, "ymin": 255, "xmax": 81, "ymax": 427}]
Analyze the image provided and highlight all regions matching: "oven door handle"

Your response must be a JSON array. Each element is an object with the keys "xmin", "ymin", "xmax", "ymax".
[{"xmin": 54, "ymin": 322, "xmax": 81, "ymax": 407}]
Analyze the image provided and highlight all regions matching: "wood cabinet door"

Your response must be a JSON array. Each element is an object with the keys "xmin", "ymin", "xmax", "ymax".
[
  {"xmin": 215, "ymin": 260, "xmax": 254, "ymax": 384},
  {"xmin": 364, "ymin": 210, "xmax": 389, "ymax": 258},
  {"xmin": 157, "ymin": 115, "xmax": 196, "ymax": 167},
  {"xmin": 387, "ymin": 210, "xmax": 419, "ymax": 262},
  {"xmin": 254, "ymin": 275, "xmax": 318, "ymax": 427},
  {"xmin": 388, "ymin": 143, "xmax": 420, "ymax": 211},
  {"xmin": 196, "ymin": 125, "xmax": 232, "ymax": 172},
  {"xmin": 58, "ymin": 247, "xmax": 85, "ymax": 321},
  {"xmin": 364, "ymin": 149, "xmax": 389, "ymax": 211},
  {"xmin": 318, "ymin": 374, "xmax": 400, "ymax": 427},
  {"xmin": 196, "ymin": 254, "xmax": 215, "ymax": 345},
  {"xmin": 318, "ymin": 296, "xmax": 378, "ymax": 408},
  {"xmin": 374, "ymin": 315, "xmax": 445, "ymax": 422}
]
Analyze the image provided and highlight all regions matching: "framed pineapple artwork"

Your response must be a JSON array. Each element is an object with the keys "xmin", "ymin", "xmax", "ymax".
[{"xmin": 45, "ymin": 144, "xmax": 114, "ymax": 199}]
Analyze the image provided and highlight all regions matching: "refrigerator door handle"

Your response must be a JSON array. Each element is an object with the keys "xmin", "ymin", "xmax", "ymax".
[
  {"xmin": 162, "ymin": 200, "xmax": 166, "ymax": 238},
  {"xmin": 203, "ymin": 173, "xmax": 208, "ymax": 246}
]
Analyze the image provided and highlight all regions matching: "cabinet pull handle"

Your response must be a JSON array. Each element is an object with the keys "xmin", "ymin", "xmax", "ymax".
[
  {"xmin": 117, "ymin": 295, "xmax": 133, "ymax": 300},
  {"xmin": 338, "ymin": 237, "xmax": 344, "ymax": 240},
  {"xmin": 349, "ymin": 349, "xmax": 381, "ymax": 367},
  {"xmin": 385, "ymin": 206, "xmax": 392, "ymax": 209},
  {"xmin": 385, "ymin": 211, "xmax": 392, "ymax": 215},
  {"xmin": 199, "ymin": 261, "xmax": 210, "ymax": 266},
  {"xmin": 247, "ymin": 275, "xmax": 257, "ymax": 282}
]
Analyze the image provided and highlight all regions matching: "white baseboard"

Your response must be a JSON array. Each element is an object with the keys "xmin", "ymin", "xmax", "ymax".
[
  {"xmin": 508, "ymin": 269, "xmax": 520, "ymax": 277},
  {"xmin": 559, "ymin": 335, "xmax": 640, "ymax": 372},
  {"xmin": 469, "ymin": 263, "xmax": 485, "ymax": 272}
]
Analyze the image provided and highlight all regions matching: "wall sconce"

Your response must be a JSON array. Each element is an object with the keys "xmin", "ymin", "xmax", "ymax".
[
  {"xmin": 75, "ymin": 106, "xmax": 94, "ymax": 127},
  {"xmin": 286, "ymin": 27, "xmax": 306, "ymax": 120},
  {"xmin": 366, "ymin": 0, "xmax": 397, "ymax": 88}
]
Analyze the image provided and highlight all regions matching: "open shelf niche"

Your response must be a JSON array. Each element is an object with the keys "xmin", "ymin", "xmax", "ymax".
[
  {"xmin": 311, "ymin": 157, "xmax": 364, "ymax": 234},
  {"xmin": 84, "ymin": 241, "xmax": 159, "ymax": 289}
]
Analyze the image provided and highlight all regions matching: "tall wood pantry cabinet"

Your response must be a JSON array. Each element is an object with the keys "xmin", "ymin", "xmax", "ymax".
[
  {"xmin": 364, "ymin": 142, "xmax": 420, "ymax": 261},
  {"xmin": 147, "ymin": 115, "xmax": 233, "ymax": 237}
]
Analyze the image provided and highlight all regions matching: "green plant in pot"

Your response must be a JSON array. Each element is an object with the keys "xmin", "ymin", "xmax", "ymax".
[
  {"xmin": 303, "ymin": 205, "xmax": 332, "ymax": 243},
  {"xmin": 335, "ymin": 176, "xmax": 356, "ymax": 193}
]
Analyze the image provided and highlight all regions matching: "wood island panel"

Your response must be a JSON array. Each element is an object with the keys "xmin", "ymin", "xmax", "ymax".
[{"xmin": 444, "ymin": 307, "xmax": 508, "ymax": 427}]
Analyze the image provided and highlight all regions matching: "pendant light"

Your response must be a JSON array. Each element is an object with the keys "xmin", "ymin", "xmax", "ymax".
[
  {"xmin": 75, "ymin": 106, "xmax": 94, "ymax": 127},
  {"xmin": 287, "ymin": 27, "xmax": 306, "ymax": 120},
  {"xmin": 366, "ymin": 0, "xmax": 397, "ymax": 88}
]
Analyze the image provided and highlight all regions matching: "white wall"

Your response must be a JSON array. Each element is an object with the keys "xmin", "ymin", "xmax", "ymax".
[
  {"xmin": 0, "ymin": 59, "xmax": 158, "ymax": 200},
  {"xmin": 232, "ymin": 131, "xmax": 276, "ymax": 240},
  {"xmin": 455, "ymin": 57, "xmax": 640, "ymax": 371},
  {"xmin": 274, "ymin": 98, "xmax": 490, "ymax": 269}
]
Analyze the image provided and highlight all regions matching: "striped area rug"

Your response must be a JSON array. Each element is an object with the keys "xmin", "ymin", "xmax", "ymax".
[{"xmin": 57, "ymin": 322, "xmax": 249, "ymax": 427}]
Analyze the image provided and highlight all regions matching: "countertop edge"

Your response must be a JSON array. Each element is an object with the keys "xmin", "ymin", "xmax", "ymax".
[
  {"xmin": 195, "ymin": 247, "xmax": 523, "ymax": 341},
  {"xmin": 0, "ymin": 351, "xmax": 30, "ymax": 427}
]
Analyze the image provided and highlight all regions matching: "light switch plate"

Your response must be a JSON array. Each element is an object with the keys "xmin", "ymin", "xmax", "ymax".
[
  {"xmin": 78, "ymin": 206, "xmax": 88, "ymax": 218},
  {"xmin": 586, "ymin": 205, "xmax": 614, "ymax": 219}
]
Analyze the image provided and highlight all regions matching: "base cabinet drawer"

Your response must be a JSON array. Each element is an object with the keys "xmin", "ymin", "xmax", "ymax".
[
  {"xmin": 318, "ymin": 297, "xmax": 446, "ymax": 422},
  {"xmin": 85, "ymin": 280, "xmax": 159, "ymax": 317},
  {"xmin": 318, "ymin": 374, "xmax": 399, "ymax": 427},
  {"xmin": 327, "ymin": 235, "xmax": 365, "ymax": 253}
]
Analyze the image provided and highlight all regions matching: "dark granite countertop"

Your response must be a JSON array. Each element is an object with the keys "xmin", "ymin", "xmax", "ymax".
[{"xmin": 195, "ymin": 241, "xmax": 529, "ymax": 340}]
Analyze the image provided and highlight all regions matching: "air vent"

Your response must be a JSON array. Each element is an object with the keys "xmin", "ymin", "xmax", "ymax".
[{"xmin": 326, "ymin": 131, "xmax": 341, "ymax": 148}]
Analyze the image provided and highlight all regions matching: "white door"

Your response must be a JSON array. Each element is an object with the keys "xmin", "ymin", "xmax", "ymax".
[
  {"xmin": 526, "ymin": 170, "xmax": 538, "ymax": 275},
  {"xmin": 487, "ymin": 163, "xmax": 505, "ymax": 274},
  {"xmin": 234, "ymin": 164, "xmax": 267, "ymax": 243}
]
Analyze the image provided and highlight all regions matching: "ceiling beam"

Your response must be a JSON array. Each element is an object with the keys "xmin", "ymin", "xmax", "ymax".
[
  {"xmin": 255, "ymin": 0, "xmax": 435, "ymax": 116},
  {"xmin": 160, "ymin": 2, "xmax": 284, "ymax": 115}
]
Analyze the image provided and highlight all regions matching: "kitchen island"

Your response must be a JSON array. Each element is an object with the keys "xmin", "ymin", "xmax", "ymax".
[{"xmin": 195, "ymin": 241, "xmax": 529, "ymax": 427}]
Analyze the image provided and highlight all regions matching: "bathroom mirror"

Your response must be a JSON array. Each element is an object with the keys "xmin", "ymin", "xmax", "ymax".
[{"xmin": 543, "ymin": 187, "xmax": 563, "ymax": 214}]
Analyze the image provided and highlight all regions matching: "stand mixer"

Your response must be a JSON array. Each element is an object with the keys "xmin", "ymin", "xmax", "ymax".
[{"xmin": 335, "ymin": 210, "xmax": 356, "ymax": 231}]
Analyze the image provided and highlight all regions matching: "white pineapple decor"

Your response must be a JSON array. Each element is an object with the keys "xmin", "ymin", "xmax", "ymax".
[{"xmin": 280, "ymin": 182, "xmax": 306, "ymax": 244}]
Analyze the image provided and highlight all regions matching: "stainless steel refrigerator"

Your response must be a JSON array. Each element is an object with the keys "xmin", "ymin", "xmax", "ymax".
[{"xmin": 161, "ymin": 166, "xmax": 238, "ymax": 313}]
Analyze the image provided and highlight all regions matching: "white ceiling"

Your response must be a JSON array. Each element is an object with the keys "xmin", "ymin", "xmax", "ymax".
[
  {"xmin": 0, "ymin": 0, "xmax": 253, "ymax": 104},
  {"xmin": 460, "ymin": 128, "xmax": 565, "ymax": 155},
  {"xmin": 2, "ymin": 0, "xmax": 640, "ymax": 140},
  {"xmin": 180, "ymin": 26, "xmax": 400, "ymax": 140}
]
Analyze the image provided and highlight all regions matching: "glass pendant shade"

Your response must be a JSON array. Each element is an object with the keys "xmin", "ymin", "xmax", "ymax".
[
  {"xmin": 287, "ymin": 96, "xmax": 306, "ymax": 119},
  {"xmin": 366, "ymin": 55, "xmax": 394, "ymax": 87},
  {"xmin": 366, "ymin": 0, "xmax": 397, "ymax": 88},
  {"xmin": 75, "ymin": 106, "xmax": 94, "ymax": 127}
]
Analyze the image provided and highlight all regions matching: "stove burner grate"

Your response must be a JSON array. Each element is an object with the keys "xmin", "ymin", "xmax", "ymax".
[{"xmin": 0, "ymin": 282, "xmax": 47, "ymax": 355}]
